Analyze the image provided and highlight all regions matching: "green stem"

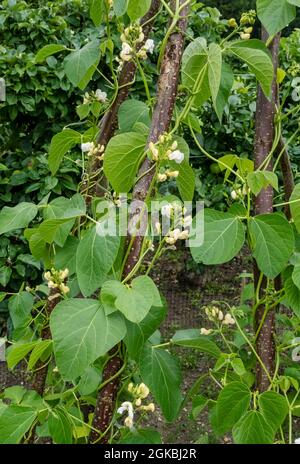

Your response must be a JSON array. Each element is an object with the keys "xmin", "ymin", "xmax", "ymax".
[{"xmin": 135, "ymin": 57, "xmax": 151, "ymax": 106}]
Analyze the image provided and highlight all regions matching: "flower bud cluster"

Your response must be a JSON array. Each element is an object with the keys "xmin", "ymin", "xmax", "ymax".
[
  {"xmin": 148, "ymin": 135, "xmax": 185, "ymax": 184},
  {"xmin": 165, "ymin": 228, "xmax": 189, "ymax": 245},
  {"xmin": 201, "ymin": 306, "xmax": 235, "ymax": 334},
  {"xmin": 81, "ymin": 142, "xmax": 105, "ymax": 160},
  {"xmin": 240, "ymin": 10, "xmax": 256, "ymax": 26},
  {"xmin": 231, "ymin": 184, "xmax": 249, "ymax": 200},
  {"xmin": 83, "ymin": 88, "xmax": 107, "ymax": 105},
  {"xmin": 120, "ymin": 25, "xmax": 155, "ymax": 62},
  {"xmin": 44, "ymin": 268, "xmax": 70, "ymax": 295}
]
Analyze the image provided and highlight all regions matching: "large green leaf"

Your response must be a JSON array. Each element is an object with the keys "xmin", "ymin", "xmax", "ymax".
[
  {"xmin": 232, "ymin": 410, "xmax": 274, "ymax": 444},
  {"xmin": 89, "ymin": 0, "xmax": 103, "ymax": 26},
  {"xmin": 49, "ymin": 408, "xmax": 73, "ymax": 444},
  {"xmin": 292, "ymin": 265, "xmax": 300, "ymax": 290},
  {"xmin": 215, "ymin": 62, "xmax": 234, "ymax": 122},
  {"xmin": 0, "ymin": 203, "xmax": 38, "ymax": 235},
  {"xmin": 8, "ymin": 292, "xmax": 34, "ymax": 329},
  {"xmin": 38, "ymin": 218, "xmax": 74, "ymax": 246},
  {"xmin": 76, "ymin": 226, "xmax": 120, "ymax": 297},
  {"xmin": 182, "ymin": 37, "xmax": 207, "ymax": 68},
  {"xmin": 227, "ymin": 39, "xmax": 273, "ymax": 97},
  {"xmin": 249, "ymin": 213, "xmax": 294, "ymax": 278},
  {"xmin": 118, "ymin": 99, "xmax": 151, "ymax": 133},
  {"xmin": 27, "ymin": 340, "xmax": 53, "ymax": 371},
  {"xmin": 182, "ymin": 53, "xmax": 210, "ymax": 108},
  {"xmin": 190, "ymin": 209, "xmax": 245, "ymax": 265},
  {"xmin": 139, "ymin": 345, "xmax": 182, "ymax": 422},
  {"xmin": 247, "ymin": 171, "xmax": 278, "ymax": 196},
  {"xmin": 257, "ymin": 0, "xmax": 296, "ymax": 35},
  {"xmin": 258, "ymin": 391, "xmax": 288, "ymax": 432},
  {"xmin": 48, "ymin": 129, "xmax": 82, "ymax": 175},
  {"xmin": 101, "ymin": 276, "xmax": 162, "ymax": 323},
  {"xmin": 285, "ymin": 275, "xmax": 300, "ymax": 317},
  {"xmin": 44, "ymin": 194, "xmax": 86, "ymax": 219},
  {"xmin": 127, "ymin": 0, "xmax": 151, "ymax": 20},
  {"xmin": 207, "ymin": 43, "xmax": 222, "ymax": 113},
  {"xmin": 125, "ymin": 304, "xmax": 167, "ymax": 360},
  {"xmin": 113, "ymin": 0, "xmax": 128, "ymax": 16},
  {"xmin": 6, "ymin": 341, "xmax": 38, "ymax": 370},
  {"xmin": 77, "ymin": 366, "xmax": 101, "ymax": 396},
  {"xmin": 176, "ymin": 162, "xmax": 195, "ymax": 202},
  {"xmin": 119, "ymin": 428, "xmax": 162, "ymax": 444},
  {"xmin": 50, "ymin": 299, "xmax": 126, "ymax": 380},
  {"xmin": 0, "ymin": 405, "xmax": 37, "ymax": 444},
  {"xmin": 290, "ymin": 183, "xmax": 300, "ymax": 233},
  {"xmin": 63, "ymin": 40, "xmax": 101, "ymax": 88},
  {"xmin": 103, "ymin": 132, "xmax": 147, "ymax": 192},
  {"xmin": 172, "ymin": 329, "xmax": 220, "ymax": 358},
  {"xmin": 54, "ymin": 236, "xmax": 79, "ymax": 276},
  {"xmin": 40, "ymin": 194, "xmax": 86, "ymax": 246},
  {"xmin": 211, "ymin": 381, "xmax": 251, "ymax": 435},
  {"xmin": 25, "ymin": 229, "xmax": 49, "ymax": 265}
]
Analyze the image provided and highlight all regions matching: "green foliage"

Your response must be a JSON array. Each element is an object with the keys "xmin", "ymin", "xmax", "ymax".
[
  {"xmin": 0, "ymin": 404, "xmax": 37, "ymax": 444},
  {"xmin": 1, "ymin": 0, "xmax": 300, "ymax": 446},
  {"xmin": 249, "ymin": 213, "xmax": 294, "ymax": 278},
  {"xmin": 118, "ymin": 99, "xmax": 151, "ymax": 133},
  {"xmin": 76, "ymin": 226, "xmax": 120, "ymax": 297},
  {"xmin": 257, "ymin": 0, "xmax": 297, "ymax": 35},
  {"xmin": 101, "ymin": 276, "xmax": 162, "ymax": 323},
  {"xmin": 50, "ymin": 299, "xmax": 126, "ymax": 380},
  {"xmin": 290, "ymin": 183, "xmax": 300, "ymax": 232},
  {"xmin": 63, "ymin": 40, "xmax": 101, "ymax": 88},
  {"xmin": 139, "ymin": 345, "xmax": 183, "ymax": 422},
  {"xmin": 190, "ymin": 209, "xmax": 245, "ymax": 265},
  {"xmin": 48, "ymin": 129, "xmax": 83, "ymax": 175},
  {"xmin": 103, "ymin": 132, "xmax": 148, "ymax": 192},
  {"xmin": 212, "ymin": 382, "xmax": 251, "ymax": 435},
  {"xmin": 0, "ymin": 203, "xmax": 38, "ymax": 235},
  {"xmin": 127, "ymin": 0, "xmax": 151, "ymax": 21},
  {"xmin": 171, "ymin": 329, "xmax": 221, "ymax": 357},
  {"xmin": 226, "ymin": 39, "xmax": 273, "ymax": 97}
]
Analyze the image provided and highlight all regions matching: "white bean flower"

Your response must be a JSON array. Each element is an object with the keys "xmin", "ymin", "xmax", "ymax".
[
  {"xmin": 231, "ymin": 190, "xmax": 238, "ymax": 200},
  {"xmin": 168, "ymin": 150, "xmax": 184, "ymax": 164},
  {"xmin": 295, "ymin": 438, "xmax": 300, "ymax": 444},
  {"xmin": 120, "ymin": 42, "xmax": 132, "ymax": 61},
  {"xmin": 170, "ymin": 228, "xmax": 181, "ymax": 241},
  {"xmin": 81, "ymin": 142, "xmax": 94, "ymax": 153},
  {"xmin": 95, "ymin": 89, "xmax": 107, "ymax": 103},
  {"xmin": 117, "ymin": 401, "xmax": 134, "ymax": 419},
  {"xmin": 144, "ymin": 39, "xmax": 155, "ymax": 54}
]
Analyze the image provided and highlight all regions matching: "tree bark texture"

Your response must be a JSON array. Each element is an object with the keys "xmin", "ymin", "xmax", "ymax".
[
  {"xmin": 31, "ymin": 290, "xmax": 63, "ymax": 396},
  {"xmin": 254, "ymin": 29, "xmax": 281, "ymax": 392},
  {"xmin": 89, "ymin": 0, "xmax": 189, "ymax": 443}
]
